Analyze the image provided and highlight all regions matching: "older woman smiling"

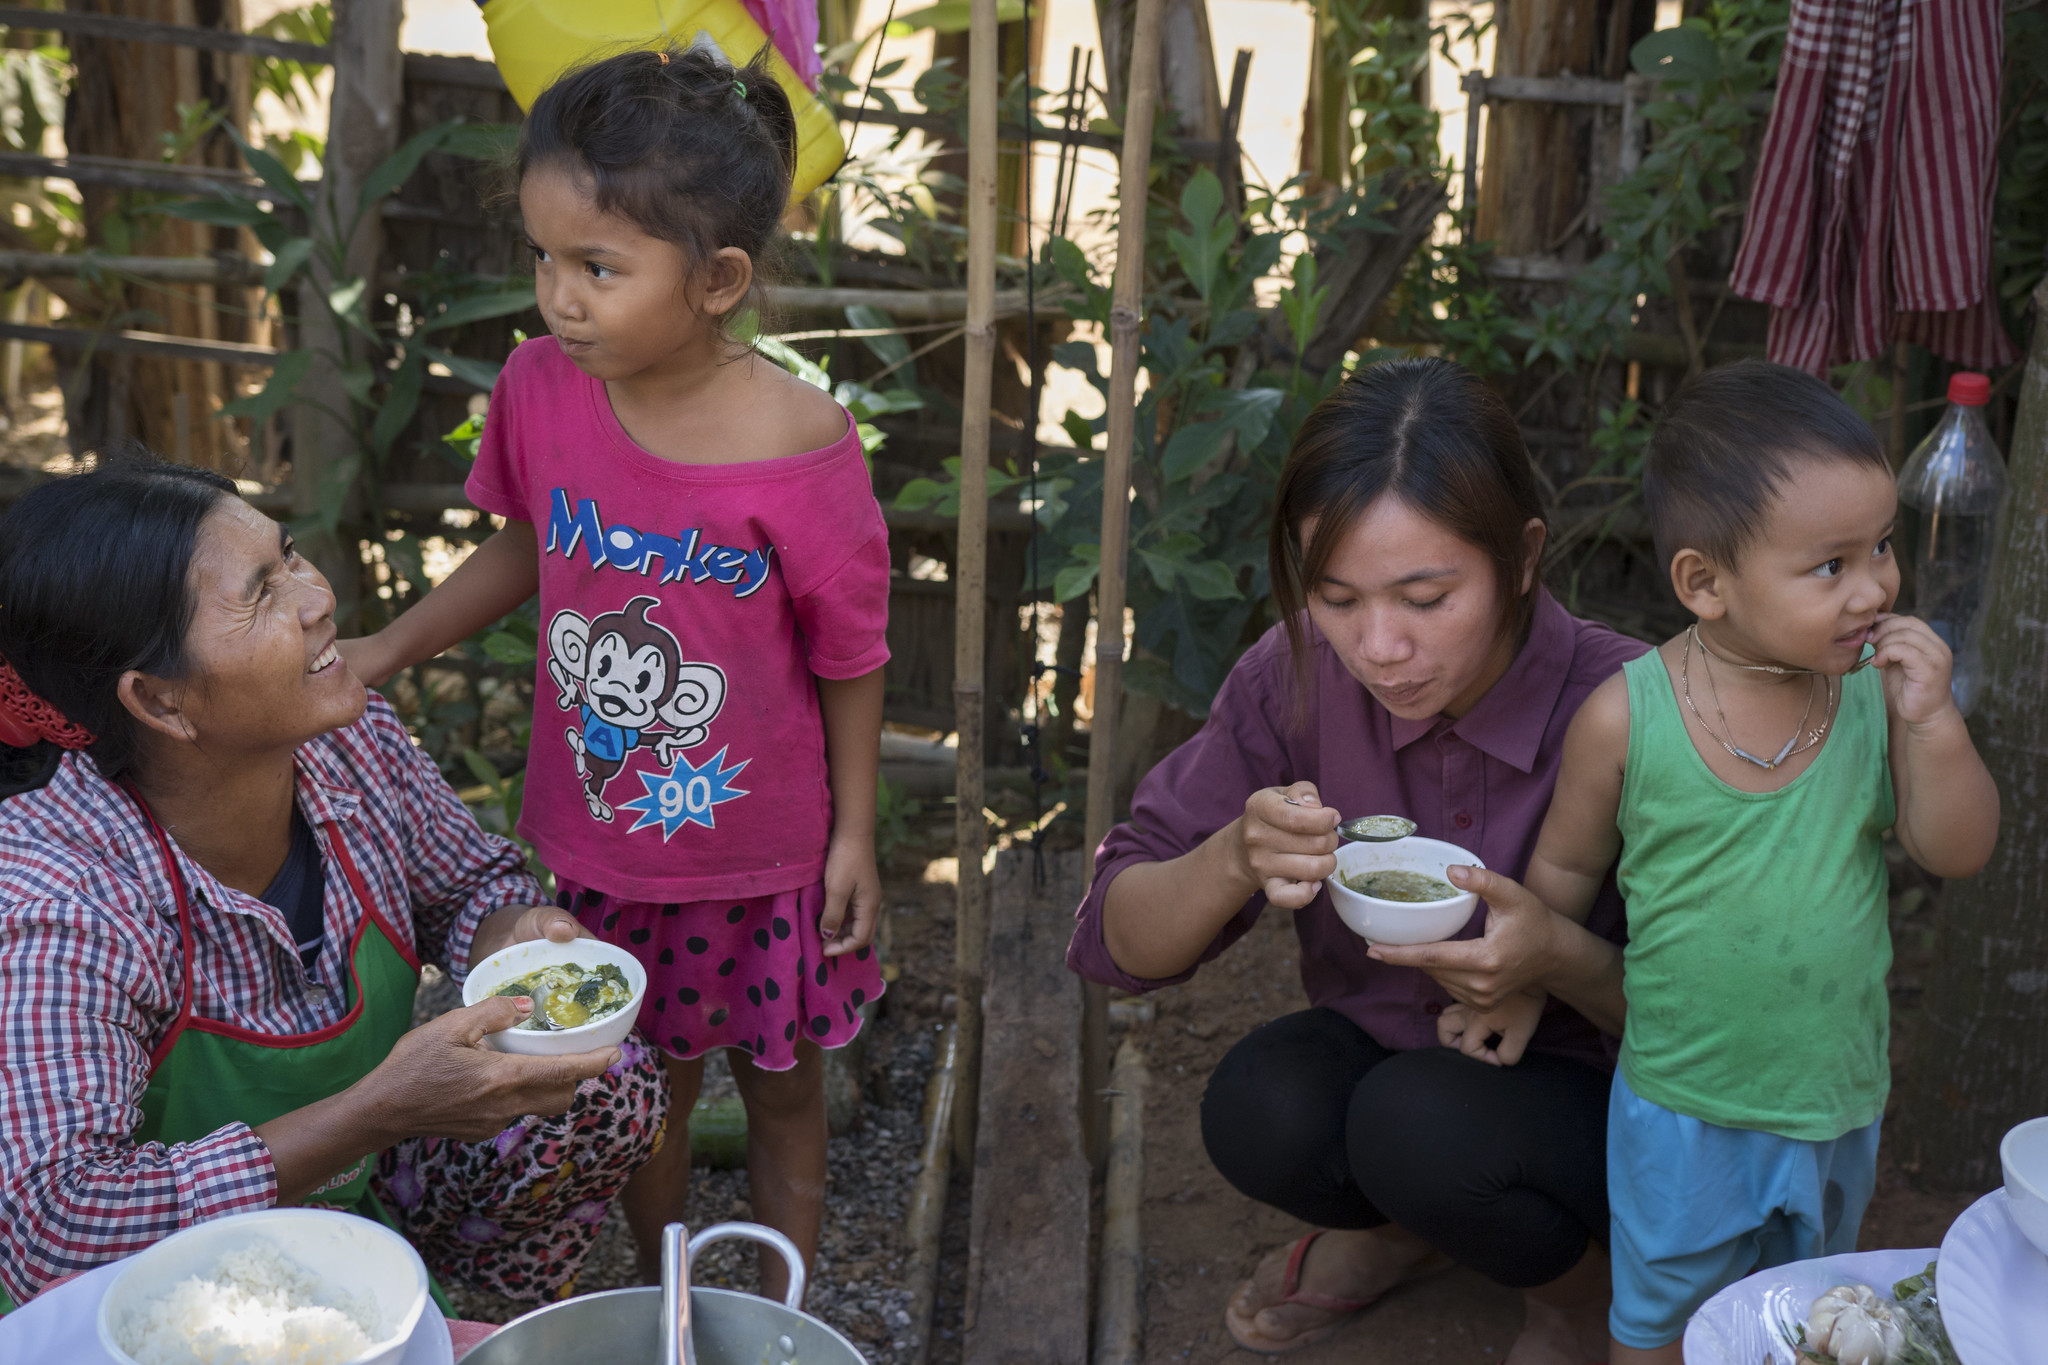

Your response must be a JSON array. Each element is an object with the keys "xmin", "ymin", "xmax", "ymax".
[{"xmin": 0, "ymin": 454, "xmax": 668, "ymax": 1310}]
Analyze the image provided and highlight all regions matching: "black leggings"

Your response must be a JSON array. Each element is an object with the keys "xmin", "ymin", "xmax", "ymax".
[{"xmin": 1200, "ymin": 1008, "xmax": 1611, "ymax": 1290}]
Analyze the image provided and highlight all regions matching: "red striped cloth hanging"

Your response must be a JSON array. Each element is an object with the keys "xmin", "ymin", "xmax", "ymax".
[{"xmin": 1729, "ymin": 0, "xmax": 2015, "ymax": 376}]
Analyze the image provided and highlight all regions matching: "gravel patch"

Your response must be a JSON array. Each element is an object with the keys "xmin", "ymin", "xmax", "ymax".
[{"xmin": 418, "ymin": 962, "xmax": 941, "ymax": 1365}]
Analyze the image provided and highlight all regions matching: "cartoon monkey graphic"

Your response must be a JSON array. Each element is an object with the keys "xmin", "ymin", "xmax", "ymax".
[{"xmin": 546, "ymin": 597, "xmax": 727, "ymax": 822}]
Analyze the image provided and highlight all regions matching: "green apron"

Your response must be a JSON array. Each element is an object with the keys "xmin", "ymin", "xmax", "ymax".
[{"xmin": 0, "ymin": 791, "xmax": 452, "ymax": 1316}]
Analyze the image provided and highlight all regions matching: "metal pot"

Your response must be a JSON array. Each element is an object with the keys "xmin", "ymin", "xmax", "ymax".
[{"xmin": 459, "ymin": 1223, "xmax": 868, "ymax": 1365}]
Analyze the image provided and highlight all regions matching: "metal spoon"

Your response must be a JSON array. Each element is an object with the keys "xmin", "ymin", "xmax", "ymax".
[{"xmin": 1337, "ymin": 814, "xmax": 1417, "ymax": 844}]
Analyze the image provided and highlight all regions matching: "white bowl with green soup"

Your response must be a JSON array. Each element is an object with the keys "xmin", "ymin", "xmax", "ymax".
[
  {"xmin": 1324, "ymin": 835, "xmax": 1483, "ymax": 945},
  {"xmin": 462, "ymin": 937, "xmax": 647, "ymax": 1056}
]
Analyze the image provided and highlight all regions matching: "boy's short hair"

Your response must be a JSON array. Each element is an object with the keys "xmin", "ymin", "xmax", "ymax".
[{"xmin": 1643, "ymin": 359, "xmax": 1890, "ymax": 572}]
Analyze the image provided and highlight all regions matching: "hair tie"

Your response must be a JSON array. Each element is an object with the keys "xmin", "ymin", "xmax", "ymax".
[
  {"xmin": 733, "ymin": 79, "xmax": 748, "ymax": 100},
  {"xmin": 0, "ymin": 654, "xmax": 94, "ymax": 750}
]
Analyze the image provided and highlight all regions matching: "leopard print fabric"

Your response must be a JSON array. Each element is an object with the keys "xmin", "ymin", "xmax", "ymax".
[{"xmin": 372, "ymin": 1032, "xmax": 669, "ymax": 1302}]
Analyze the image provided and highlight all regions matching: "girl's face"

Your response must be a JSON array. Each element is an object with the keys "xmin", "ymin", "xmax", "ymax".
[
  {"xmin": 130, "ymin": 499, "xmax": 366, "ymax": 758},
  {"xmin": 1303, "ymin": 495, "xmax": 1540, "ymax": 721},
  {"xmin": 520, "ymin": 163, "xmax": 751, "ymax": 382}
]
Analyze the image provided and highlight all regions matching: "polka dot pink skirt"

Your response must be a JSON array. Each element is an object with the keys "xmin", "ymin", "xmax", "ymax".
[{"xmin": 557, "ymin": 877, "xmax": 883, "ymax": 1070}]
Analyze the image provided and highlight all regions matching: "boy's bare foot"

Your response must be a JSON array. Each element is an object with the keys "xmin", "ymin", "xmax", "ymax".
[{"xmin": 1224, "ymin": 1225, "xmax": 1447, "ymax": 1353}]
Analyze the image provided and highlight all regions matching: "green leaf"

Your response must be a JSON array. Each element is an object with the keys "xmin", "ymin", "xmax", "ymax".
[
  {"xmin": 1179, "ymin": 559, "xmax": 1242, "ymax": 601},
  {"xmin": 752, "ymin": 332, "xmax": 831, "ymax": 388},
  {"xmin": 893, "ymin": 477, "xmax": 951, "ymax": 514},
  {"xmin": 221, "ymin": 349, "xmax": 313, "ymax": 422},
  {"xmin": 441, "ymin": 123, "xmax": 519, "ymax": 162},
  {"xmin": 371, "ymin": 351, "xmax": 425, "ymax": 457},
  {"xmin": 845, "ymin": 303, "xmax": 912, "ymax": 369},
  {"xmin": 418, "ymin": 344, "xmax": 503, "ymax": 393},
  {"xmin": 1203, "ymin": 387, "xmax": 1285, "ymax": 452},
  {"xmin": 355, "ymin": 121, "xmax": 459, "ymax": 223},
  {"xmin": 328, "ymin": 275, "xmax": 368, "ymax": 319},
  {"xmin": 228, "ymin": 126, "xmax": 314, "ymax": 215},
  {"xmin": 1053, "ymin": 548, "xmax": 1100, "ymax": 603},
  {"xmin": 419, "ymin": 287, "xmax": 536, "ymax": 333},
  {"xmin": 262, "ymin": 236, "xmax": 314, "ymax": 295},
  {"xmin": 1631, "ymin": 25, "xmax": 1721, "ymax": 81},
  {"xmin": 161, "ymin": 196, "xmax": 274, "ymax": 227},
  {"xmin": 463, "ymin": 749, "xmax": 505, "ymax": 790},
  {"xmin": 1060, "ymin": 409, "xmax": 1097, "ymax": 449},
  {"xmin": 480, "ymin": 631, "xmax": 538, "ymax": 667},
  {"xmin": 1160, "ymin": 419, "xmax": 1232, "ymax": 483}
]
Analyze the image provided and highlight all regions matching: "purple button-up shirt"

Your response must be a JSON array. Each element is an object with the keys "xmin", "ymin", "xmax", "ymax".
[{"xmin": 1067, "ymin": 590, "xmax": 1646, "ymax": 1069}]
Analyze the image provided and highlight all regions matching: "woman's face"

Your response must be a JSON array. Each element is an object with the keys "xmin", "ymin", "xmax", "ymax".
[
  {"xmin": 1303, "ymin": 495, "xmax": 1534, "ymax": 721},
  {"xmin": 153, "ymin": 499, "xmax": 366, "ymax": 754}
]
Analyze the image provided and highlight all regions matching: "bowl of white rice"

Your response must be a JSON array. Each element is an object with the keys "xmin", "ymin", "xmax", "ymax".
[{"xmin": 96, "ymin": 1207, "xmax": 429, "ymax": 1365}]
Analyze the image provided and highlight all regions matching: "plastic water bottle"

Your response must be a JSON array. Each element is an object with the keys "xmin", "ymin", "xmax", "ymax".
[{"xmin": 1896, "ymin": 372, "xmax": 2008, "ymax": 716}]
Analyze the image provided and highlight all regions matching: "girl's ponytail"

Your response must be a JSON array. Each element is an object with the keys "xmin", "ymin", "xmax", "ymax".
[{"xmin": 738, "ymin": 60, "xmax": 798, "ymax": 183}]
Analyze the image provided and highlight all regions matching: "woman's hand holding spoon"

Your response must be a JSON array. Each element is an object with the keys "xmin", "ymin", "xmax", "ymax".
[{"xmin": 1238, "ymin": 782, "xmax": 1340, "ymax": 909}]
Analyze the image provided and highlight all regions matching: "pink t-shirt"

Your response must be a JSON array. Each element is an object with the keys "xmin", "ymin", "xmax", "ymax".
[{"xmin": 466, "ymin": 339, "xmax": 891, "ymax": 901}]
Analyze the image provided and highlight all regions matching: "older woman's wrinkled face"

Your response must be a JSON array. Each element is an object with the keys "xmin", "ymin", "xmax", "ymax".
[
  {"xmin": 1304, "ymin": 495, "xmax": 1534, "ymax": 721},
  {"xmin": 173, "ymin": 500, "xmax": 366, "ymax": 751}
]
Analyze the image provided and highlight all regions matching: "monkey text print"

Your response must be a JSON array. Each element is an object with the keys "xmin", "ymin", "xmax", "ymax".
[{"xmin": 462, "ymin": 337, "xmax": 891, "ymax": 901}]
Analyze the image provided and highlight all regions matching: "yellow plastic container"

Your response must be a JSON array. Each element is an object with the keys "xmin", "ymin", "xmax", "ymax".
[{"xmin": 481, "ymin": 0, "xmax": 844, "ymax": 205}]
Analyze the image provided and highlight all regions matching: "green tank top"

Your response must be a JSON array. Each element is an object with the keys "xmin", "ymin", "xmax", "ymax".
[{"xmin": 1615, "ymin": 649, "xmax": 1895, "ymax": 1141}]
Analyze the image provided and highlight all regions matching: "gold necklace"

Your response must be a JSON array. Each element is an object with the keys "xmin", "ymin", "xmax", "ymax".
[
  {"xmin": 1680, "ymin": 626, "xmax": 1838, "ymax": 771},
  {"xmin": 1690, "ymin": 624, "xmax": 1874, "ymax": 676}
]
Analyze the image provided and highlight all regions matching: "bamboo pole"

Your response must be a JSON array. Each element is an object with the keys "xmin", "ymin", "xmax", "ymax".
[
  {"xmin": 1093, "ymin": 1038, "xmax": 1149, "ymax": 1365},
  {"xmin": 951, "ymin": 0, "xmax": 1000, "ymax": 1172},
  {"xmin": 903, "ymin": 1024, "xmax": 960, "ymax": 1365},
  {"xmin": 1080, "ymin": 0, "xmax": 1166, "ymax": 1172}
]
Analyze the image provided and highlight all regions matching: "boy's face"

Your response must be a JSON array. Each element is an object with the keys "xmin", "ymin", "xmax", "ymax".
[{"xmin": 1702, "ymin": 457, "xmax": 1900, "ymax": 673}]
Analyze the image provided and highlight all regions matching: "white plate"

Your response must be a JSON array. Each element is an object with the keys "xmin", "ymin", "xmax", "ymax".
[
  {"xmin": 0, "ymin": 1255, "xmax": 455, "ymax": 1365},
  {"xmin": 1681, "ymin": 1247, "xmax": 1936, "ymax": 1364},
  {"xmin": 1937, "ymin": 1188, "xmax": 2048, "ymax": 1365}
]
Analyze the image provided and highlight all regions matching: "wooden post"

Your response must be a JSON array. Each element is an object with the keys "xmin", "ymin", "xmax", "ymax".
[
  {"xmin": 951, "ymin": 0, "xmax": 1000, "ymax": 1171},
  {"xmin": 290, "ymin": 0, "xmax": 403, "ymax": 626},
  {"xmin": 902, "ymin": 1023, "xmax": 959, "ymax": 1365},
  {"xmin": 1473, "ymin": 0, "xmax": 1600, "ymax": 253},
  {"xmin": 1092, "ymin": 1038, "xmax": 1149, "ymax": 1365},
  {"xmin": 1081, "ymin": 0, "xmax": 1166, "ymax": 1172},
  {"xmin": 1896, "ymin": 282, "xmax": 2048, "ymax": 1189}
]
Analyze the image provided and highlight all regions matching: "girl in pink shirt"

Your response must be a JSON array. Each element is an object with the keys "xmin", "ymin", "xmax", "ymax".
[{"xmin": 342, "ymin": 44, "xmax": 888, "ymax": 1294}]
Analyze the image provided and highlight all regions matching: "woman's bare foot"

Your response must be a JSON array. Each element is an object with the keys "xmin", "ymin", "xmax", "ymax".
[
  {"xmin": 1225, "ymin": 1224, "xmax": 1444, "ymax": 1352},
  {"xmin": 1505, "ymin": 1242, "xmax": 1611, "ymax": 1365}
]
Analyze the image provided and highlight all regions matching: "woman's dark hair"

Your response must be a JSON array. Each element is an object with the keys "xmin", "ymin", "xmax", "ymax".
[
  {"xmin": 0, "ymin": 451, "xmax": 236, "ymax": 797},
  {"xmin": 1269, "ymin": 357, "xmax": 1547, "ymax": 706},
  {"xmin": 1643, "ymin": 359, "xmax": 1890, "ymax": 573},
  {"xmin": 517, "ymin": 43, "xmax": 796, "ymax": 322}
]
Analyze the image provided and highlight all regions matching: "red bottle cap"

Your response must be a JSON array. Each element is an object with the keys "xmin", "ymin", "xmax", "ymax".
[{"xmin": 1949, "ymin": 372, "xmax": 1992, "ymax": 406}]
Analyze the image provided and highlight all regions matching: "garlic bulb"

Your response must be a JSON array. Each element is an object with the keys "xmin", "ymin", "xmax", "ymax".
[{"xmin": 1806, "ymin": 1284, "xmax": 1909, "ymax": 1365}]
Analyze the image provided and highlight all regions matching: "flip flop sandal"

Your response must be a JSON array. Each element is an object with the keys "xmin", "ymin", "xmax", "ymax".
[
  {"xmin": 1223, "ymin": 1230, "xmax": 1454, "ymax": 1355},
  {"xmin": 1224, "ymin": 1230, "xmax": 1370, "ymax": 1354}
]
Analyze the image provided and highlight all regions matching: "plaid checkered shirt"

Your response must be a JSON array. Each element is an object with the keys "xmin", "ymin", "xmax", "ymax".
[{"xmin": 0, "ymin": 695, "xmax": 543, "ymax": 1302}]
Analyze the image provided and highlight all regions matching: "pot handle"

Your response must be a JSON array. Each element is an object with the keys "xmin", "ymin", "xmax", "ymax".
[{"xmin": 687, "ymin": 1221, "xmax": 808, "ymax": 1311}]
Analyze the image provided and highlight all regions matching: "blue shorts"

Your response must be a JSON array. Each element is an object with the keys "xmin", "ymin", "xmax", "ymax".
[{"xmin": 1607, "ymin": 1068, "xmax": 1881, "ymax": 1349}]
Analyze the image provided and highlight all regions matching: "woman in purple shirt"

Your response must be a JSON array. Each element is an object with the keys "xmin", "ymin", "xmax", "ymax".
[{"xmin": 1068, "ymin": 359, "xmax": 1640, "ymax": 1364}]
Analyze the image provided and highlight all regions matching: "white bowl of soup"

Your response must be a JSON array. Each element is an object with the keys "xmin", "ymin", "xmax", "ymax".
[
  {"xmin": 462, "ymin": 936, "xmax": 647, "ymax": 1056},
  {"xmin": 1324, "ymin": 835, "xmax": 1484, "ymax": 946}
]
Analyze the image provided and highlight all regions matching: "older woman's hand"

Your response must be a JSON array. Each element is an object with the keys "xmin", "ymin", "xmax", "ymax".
[
  {"xmin": 1236, "ymin": 782, "xmax": 1342, "ymax": 910},
  {"xmin": 358, "ymin": 996, "xmax": 618, "ymax": 1143},
  {"xmin": 468, "ymin": 902, "xmax": 591, "ymax": 966},
  {"xmin": 1367, "ymin": 866, "xmax": 1625, "ymax": 1036}
]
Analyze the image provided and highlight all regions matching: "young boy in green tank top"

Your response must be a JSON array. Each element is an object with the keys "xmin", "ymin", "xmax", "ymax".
[{"xmin": 1438, "ymin": 362, "xmax": 1998, "ymax": 1363}]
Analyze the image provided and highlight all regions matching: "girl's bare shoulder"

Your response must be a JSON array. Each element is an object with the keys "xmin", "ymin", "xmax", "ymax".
[{"xmin": 735, "ymin": 354, "xmax": 852, "ymax": 457}]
